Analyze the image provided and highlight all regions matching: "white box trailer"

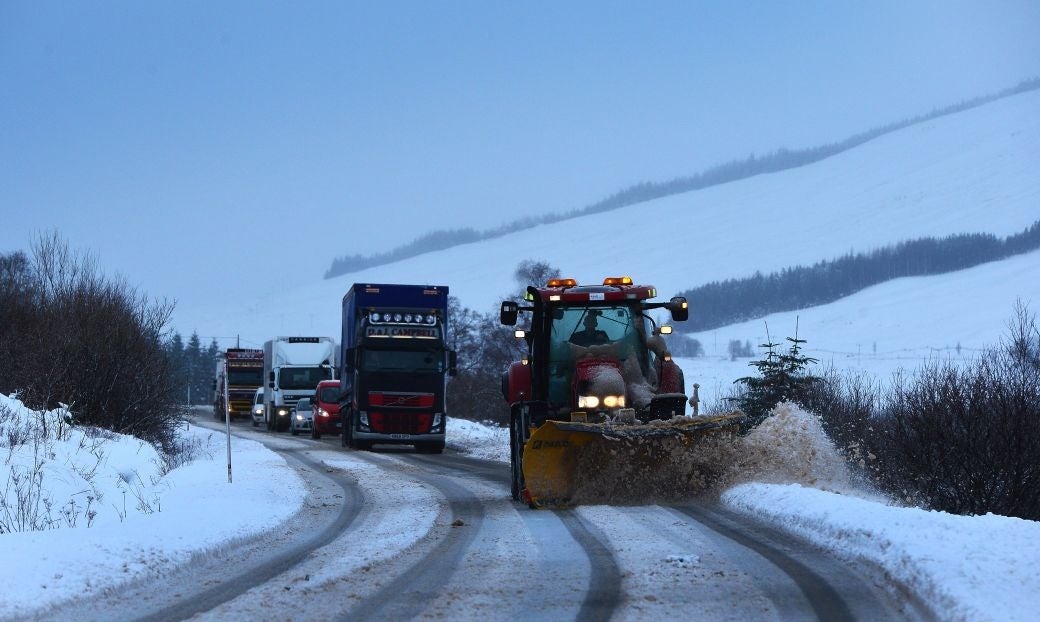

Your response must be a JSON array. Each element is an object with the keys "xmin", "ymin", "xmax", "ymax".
[{"xmin": 263, "ymin": 336, "xmax": 336, "ymax": 432}]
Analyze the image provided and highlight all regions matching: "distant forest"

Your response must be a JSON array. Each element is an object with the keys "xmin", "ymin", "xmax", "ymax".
[
  {"xmin": 325, "ymin": 78, "xmax": 1040, "ymax": 279},
  {"xmin": 674, "ymin": 219, "xmax": 1040, "ymax": 333}
]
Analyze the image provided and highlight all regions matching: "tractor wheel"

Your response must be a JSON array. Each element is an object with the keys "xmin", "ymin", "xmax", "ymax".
[{"xmin": 509, "ymin": 406, "xmax": 525, "ymax": 501}]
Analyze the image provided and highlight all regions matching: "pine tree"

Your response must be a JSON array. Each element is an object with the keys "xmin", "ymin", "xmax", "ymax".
[
  {"xmin": 185, "ymin": 332, "xmax": 205, "ymax": 405},
  {"xmin": 733, "ymin": 327, "xmax": 819, "ymax": 431},
  {"xmin": 165, "ymin": 332, "xmax": 187, "ymax": 403}
]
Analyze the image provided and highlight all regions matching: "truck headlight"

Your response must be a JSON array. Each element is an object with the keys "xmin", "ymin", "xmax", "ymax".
[{"xmin": 603, "ymin": 395, "xmax": 625, "ymax": 408}]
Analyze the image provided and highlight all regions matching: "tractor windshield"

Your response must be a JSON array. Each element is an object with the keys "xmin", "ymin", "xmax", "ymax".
[{"xmin": 545, "ymin": 305, "xmax": 648, "ymax": 406}]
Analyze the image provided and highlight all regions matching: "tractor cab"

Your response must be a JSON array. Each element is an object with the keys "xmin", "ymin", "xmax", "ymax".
[{"xmin": 502, "ymin": 276, "xmax": 689, "ymax": 423}]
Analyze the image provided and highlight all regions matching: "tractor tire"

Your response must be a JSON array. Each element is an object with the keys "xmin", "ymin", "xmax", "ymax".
[{"xmin": 509, "ymin": 405, "xmax": 525, "ymax": 502}]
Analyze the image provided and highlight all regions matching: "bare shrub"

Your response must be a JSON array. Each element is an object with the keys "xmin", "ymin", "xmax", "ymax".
[
  {"xmin": 806, "ymin": 304, "xmax": 1040, "ymax": 519},
  {"xmin": 877, "ymin": 306, "xmax": 1040, "ymax": 518},
  {"xmin": 801, "ymin": 366, "xmax": 885, "ymax": 478},
  {"xmin": 445, "ymin": 261, "xmax": 550, "ymax": 425},
  {"xmin": 0, "ymin": 233, "xmax": 185, "ymax": 453}
]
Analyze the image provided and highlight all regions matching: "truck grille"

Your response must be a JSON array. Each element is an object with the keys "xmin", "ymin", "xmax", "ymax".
[
  {"xmin": 367, "ymin": 391, "xmax": 434, "ymax": 409},
  {"xmin": 369, "ymin": 412, "xmax": 433, "ymax": 434}
]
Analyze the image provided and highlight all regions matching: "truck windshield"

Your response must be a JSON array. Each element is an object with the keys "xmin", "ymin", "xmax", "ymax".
[
  {"xmin": 229, "ymin": 369, "xmax": 263, "ymax": 385},
  {"xmin": 279, "ymin": 367, "xmax": 333, "ymax": 389},
  {"xmin": 360, "ymin": 349, "xmax": 443, "ymax": 373}
]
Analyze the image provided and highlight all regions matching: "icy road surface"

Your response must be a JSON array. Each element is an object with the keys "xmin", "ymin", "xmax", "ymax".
[{"xmin": 37, "ymin": 419, "xmax": 923, "ymax": 621}]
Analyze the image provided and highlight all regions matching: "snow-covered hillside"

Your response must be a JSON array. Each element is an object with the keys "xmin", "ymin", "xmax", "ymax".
[
  {"xmin": 180, "ymin": 89, "xmax": 1040, "ymax": 389},
  {"xmin": 678, "ymin": 246, "xmax": 1040, "ymax": 406}
]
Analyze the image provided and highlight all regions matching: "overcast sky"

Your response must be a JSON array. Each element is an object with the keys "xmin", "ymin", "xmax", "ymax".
[{"xmin": 2, "ymin": 1, "xmax": 1039, "ymax": 337}]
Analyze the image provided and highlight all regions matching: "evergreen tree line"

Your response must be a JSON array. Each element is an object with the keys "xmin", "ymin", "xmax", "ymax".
[
  {"xmin": 325, "ymin": 78, "xmax": 1040, "ymax": 279},
  {"xmin": 162, "ymin": 332, "xmax": 221, "ymax": 406},
  {"xmin": 677, "ymin": 219, "xmax": 1040, "ymax": 333}
]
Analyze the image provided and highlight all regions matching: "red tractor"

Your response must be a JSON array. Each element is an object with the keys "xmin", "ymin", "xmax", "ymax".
[{"xmin": 500, "ymin": 276, "xmax": 742, "ymax": 507}]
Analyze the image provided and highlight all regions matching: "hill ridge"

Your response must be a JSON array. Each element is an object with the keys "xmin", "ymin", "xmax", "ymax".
[{"xmin": 324, "ymin": 77, "xmax": 1040, "ymax": 279}]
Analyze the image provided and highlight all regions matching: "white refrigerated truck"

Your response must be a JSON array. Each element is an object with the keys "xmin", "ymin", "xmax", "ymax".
[{"xmin": 263, "ymin": 336, "xmax": 336, "ymax": 432}]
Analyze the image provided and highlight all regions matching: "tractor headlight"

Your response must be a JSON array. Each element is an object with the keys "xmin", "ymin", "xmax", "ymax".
[
  {"xmin": 578, "ymin": 395, "xmax": 600, "ymax": 409},
  {"xmin": 579, "ymin": 395, "xmax": 625, "ymax": 409}
]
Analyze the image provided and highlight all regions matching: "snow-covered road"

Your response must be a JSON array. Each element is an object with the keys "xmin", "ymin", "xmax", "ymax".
[{"xmin": 38, "ymin": 420, "xmax": 917, "ymax": 621}]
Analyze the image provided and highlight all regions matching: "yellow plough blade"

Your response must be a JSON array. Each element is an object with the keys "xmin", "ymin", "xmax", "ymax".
[{"xmin": 522, "ymin": 412, "xmax": 743, "ymax": 507}]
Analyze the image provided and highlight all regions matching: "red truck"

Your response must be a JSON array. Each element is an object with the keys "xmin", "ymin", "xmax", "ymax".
[{"xmin": 311, "ymin": 379, "xmax": 342, "ymax": 439}]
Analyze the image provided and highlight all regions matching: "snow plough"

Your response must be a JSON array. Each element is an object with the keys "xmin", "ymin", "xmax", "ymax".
[{"xmin": 500, "ymin": 276, "xmax": 743, "ymax": 507}]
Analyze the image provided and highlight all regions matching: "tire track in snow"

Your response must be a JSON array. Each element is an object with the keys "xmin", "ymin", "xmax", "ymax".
[
  {"xmin": 341, "ymin": 452, "xmax": 486, "ymax": 621},
  {"xmin": 403, "ymin": 452, "xmax": 624, "ymax": 621},
  {"xmin": 675, "ymin": 503, "xmax": 905, "ymax": 621}
]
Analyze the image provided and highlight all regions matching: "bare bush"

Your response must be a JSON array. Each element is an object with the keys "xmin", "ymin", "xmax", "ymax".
[
  {"xmin": 0, "ymin": 233, "xmax": 184, "ymax": 453},
  {"xmin": 878, "ymin": 308, "xmax": 1040, "ymax": 518},
  {"xmin": 445, "ymin": 261, "xmax": 554, "ymax": 425},
  {"xmin": 801, "ymin": 366, "xmax": 884, "ymax": 476},
  {"xmin": 806, "ymin": 304, "xmax": 1040, "ymax": 520}
]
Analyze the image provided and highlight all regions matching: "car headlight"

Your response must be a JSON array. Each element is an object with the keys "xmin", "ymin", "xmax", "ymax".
[
  {"xmin": 254, "ymin": 407, "xmax": 263, "ymax": 415},
  {"xmin": 317, "ymin": 408, "xmax": 329, "ymax": 418}
]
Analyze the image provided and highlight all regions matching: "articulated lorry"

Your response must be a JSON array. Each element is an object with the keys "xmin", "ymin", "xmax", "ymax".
[
  {"xmin": 263, "ymin": 336, "xmax": 337, "ymax": 432},
  {"xmin": 212, "ymin": 348, "xmax": 264, "ymax": 421},
  {"xmin": 339, "ymin": 284, "xmax": 456, "ymax": 453}
]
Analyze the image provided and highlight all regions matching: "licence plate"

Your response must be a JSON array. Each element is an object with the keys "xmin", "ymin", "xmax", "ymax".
[{"xmin": 389, "ymin": 434, "xmax": 412, "ymax": 440}]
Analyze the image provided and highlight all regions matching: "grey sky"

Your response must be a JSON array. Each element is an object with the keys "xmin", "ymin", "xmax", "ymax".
[{"xmin": 2, "ymin": 1, "xmax": 1038, "ymax": 335}]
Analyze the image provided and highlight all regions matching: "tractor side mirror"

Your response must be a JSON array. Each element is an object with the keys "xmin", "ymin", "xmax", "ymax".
[
  {"xmin": 500, "ymin": 301, "xmax": 519, "ymax": 326},
  {"xmin": 669, "ymin": 297, "xmax": 689, "ymax": 322}
]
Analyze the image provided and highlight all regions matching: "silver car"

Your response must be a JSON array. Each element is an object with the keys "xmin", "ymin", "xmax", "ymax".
[
  {"xmin": 290, "ymin": 397, "xmax": 314, "ymax": 436},
  {"xmin": 251, "ymin": 388, "xmax": 265, "ymax": 428}
]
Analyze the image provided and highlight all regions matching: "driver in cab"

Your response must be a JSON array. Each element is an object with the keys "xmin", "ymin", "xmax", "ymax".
[{"xmin": 570, "ymin": 311, "xmax": 610, "ymax": 347}]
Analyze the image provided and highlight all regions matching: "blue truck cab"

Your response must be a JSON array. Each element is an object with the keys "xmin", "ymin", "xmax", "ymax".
[{"xmin": 339, "ymin": 284, "xmax": 456, "ymax": 453}]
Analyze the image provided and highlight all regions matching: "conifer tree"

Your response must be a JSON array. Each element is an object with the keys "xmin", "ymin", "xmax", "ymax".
[{"xmin": 733, "ymin": 325, "xmax": 819, "ymax": 431}]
